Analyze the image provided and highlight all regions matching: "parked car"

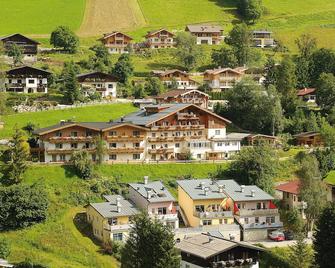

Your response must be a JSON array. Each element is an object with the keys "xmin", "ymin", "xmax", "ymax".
[
  {"xmin": 269, "ymin": 230, "xmax": 285, "ymax": 241},
  {"xmin": 284, "ymin": 230, "xmax": 294, "ymax": 240}
]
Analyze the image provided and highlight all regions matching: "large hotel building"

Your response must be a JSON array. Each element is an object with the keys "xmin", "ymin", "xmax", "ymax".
[{"xmin": 32, "ymin": 104, "xmax": 243, "ymax": 163}]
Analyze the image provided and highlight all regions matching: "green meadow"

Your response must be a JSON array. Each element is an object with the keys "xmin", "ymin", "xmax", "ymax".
[
  {"xmin": 0, "ymin": 103, "xmax": 137, "ymax": 138},
  {"xmin": 0, "ymin": 0, "xmax": 86, "ymax": 35}
]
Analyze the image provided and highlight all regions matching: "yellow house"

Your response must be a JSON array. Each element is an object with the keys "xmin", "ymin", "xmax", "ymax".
[
  {"xmin": 177, "ymin": 179, "xmax": 235, "ymax": 227},
  {"xmin": 86, "ymin": 195, "xmax": 139, "ymax": 246}
]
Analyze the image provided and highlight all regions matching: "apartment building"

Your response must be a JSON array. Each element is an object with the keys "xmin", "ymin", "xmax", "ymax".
[
  {"xmin": 77, "ymin": 71, "xmax": 118, "ymax": 98},
  {"xmin": 0, "ymin": 33, "xmax": 39, "ymax": 61},
  {"xmin": 154, "ymin": 89, "xmax": 209, "ymax": 109},
  {"xmin": 99, "ymin": 32, "xmax": 133, "ymax": 54},
  {"xmin": 32, "ymin": 103, "xmax": 245, "ymax": 162},
  {"xmin": 4, "ymin": 66, "xmax": 51, "ymax": 93},
  {"xmin": 251, "ymin": 30, "xmax": 276, "ymax": 48},
  {"xmin": 129, "ymin": 177, "xmax": 179, "ymax": 229},
  {"xmin": 177, "ymin": 179, "xmax": 282, "ymax": 241},
  {"xmin": 145, "ymin": 29, "xmax": 175, "ymax": 49},
  {"xmin": 185, "ymin": 24, "xmax": 223, "ymax": 45},
  {"xmin": 203, "ymin": 67, "xmax": 247, "ymax": 91},
  {"xmin": 152, "ymin": 69, "xmax": 200, "ymax": 90},
  {"xmin": 86, "ymin": 195, "xmax": 139, "ymax": 245}
]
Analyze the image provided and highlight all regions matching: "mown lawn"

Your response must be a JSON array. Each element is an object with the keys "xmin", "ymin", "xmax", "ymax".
[
  {"xmin": 0, "ymin": 163, "xmax": 225, "ymax": 267},
  {"xmin": 0, "ymin": 103, "xmax": 137, "ymax": 139},
  {"xmin": 0, "ymin": 0, "xmax": 86, "ymax": 35}
]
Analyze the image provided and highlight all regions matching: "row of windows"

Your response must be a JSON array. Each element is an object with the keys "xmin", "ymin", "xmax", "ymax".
[
  {"xmin": 201, "ymin": 219, "xmax": 229, "ymax": 225},
  {"xmin": 55, "ymin": 143, "xmax": 91, "ymax": 149},
  {"xmin": 109, "ymin": 154, "xmax": 141, "ymax": 160},
  {"xmin": 217, "ymin": 142, "xmax": 238, "ymax": 147},
  {"xmin": 151, "ymin": 131, "xmax": 203, "ymax": 138},
  {"xmin": 109, "ymin": 143, "xmax": 140, "ymax": 148},
  {"xmin": 244, "ymin": 216, "xmax": 275, "ymax": 224},
  {"xmin": 188, "ymin": 142, "xmax": 211, "ymax": 148}
]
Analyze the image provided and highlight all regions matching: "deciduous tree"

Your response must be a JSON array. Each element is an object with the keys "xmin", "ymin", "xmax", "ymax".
[
  {"xmin": 211, "ymin": 47, "xmax": 238, "ymax": 68},
  {"xmin": 111, "ymin": 54, "xmax": 134, "ymax": 84},
  {"xmin": 50, "ymin": 26, "xmax": 79, "ymax": 53},
  {"xmin": 7, "ymin": 43, "xmax": 23, "ymax": 66},
  {"xmin": 316, "ymin": 73, "xmax": 335, "ymax": 114},
  {"xmin": 70, "ymin": 151, "xmax": 93, "ymax": 179}
]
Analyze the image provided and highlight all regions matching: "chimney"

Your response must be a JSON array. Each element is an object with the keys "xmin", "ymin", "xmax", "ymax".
[
  {"xmin": 251, "ymin": 189, "xmax": 255, "ymax": 197},
  {"xmin": 218, "ymin": 185, "xmax": 224, "ymax": 193},
  {"xmin": 147, "ymin": 189, "xmax": 152, "ymax": 199},
  {"xmin": 204, "ymin": 187, "xmax": 209, "ymax": 196},
  {"xmin": 200, "ymin": 182, "xmax": 205, "ymax": 190},
  {"xmin": 144, "ymin": 176, "xmax": 149, "ymax": 185},
  {"xmin": 60, "ymin": 120, "xmax": 65, "ymax": 125},
  {"xmin": 240, "ymin": 185, "xmax": 245, "ymax": 193},
  {"xmin": 116, "ymin": 197, "xmax": 122, "ymax": 213},
  {"xmin": 120, "ymin": 116, "xmax": 124, "ymax": 122},
  {"xmin": 207, "ymin": 232, "xmax": 213, "ymax": 243}
]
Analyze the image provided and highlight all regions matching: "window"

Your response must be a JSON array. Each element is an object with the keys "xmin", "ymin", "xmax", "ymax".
[
  {"xmin": 197, "ymin": 154, "xmax": 201, "ymax": 159},
  {"xmin": 17, "ymin": 79, "xmax": 22, "ymax": 84},
  {"xmin": 109, "ymin": 143, "xmax": 117, "ymax": 148},
  {"xmin": 52, "ymin": 155, "xmax": 57, "ymax": 162},
  {"xmin": 86, "ymin": 131, "xmax": 92, "ymax": 137},
  {"xmin": 256, "ymin": 203, "xmax": 262, "ymax": 210},
  {"xmin": 175, "ymin": 143, "xmax": 180, "ymax": 148},
  {"xmin": 219, "ymin": 219, "xmax": 223, "ymax": 224},
  {"xmin": 109, "ymin": 131, "xmax": 117, "ymax": 136},
  {"xmin": 113, "ymin": 233, "xmax": 123, "ymax": 241},
  {"xmin": 71, "ymin": 131, "xmax": 78, "ymax": 137},
  {"xmin": 202, "ymin": 220, "xmax": 212, "ymax": 226},
  {"xmin": 133, "ymin": 154, "xmax": 140, "ymax": 160},
  {"xmin": 215, "ymin": 130, "xmax": 220, "ymax": 135},
  {"xmin": 71, "ymin": 143, "xmax": 78, "ymax": 149},
  {"xmin": 55, "ymin": 143, "xmax": 63, "ymax": 149},
  {"xmin": 133, "ymin": 143, "xmax": 140, "ymax": 148},
  {"xmin": 152, "ymin": 133, "xmax": 156, "ymax": 137},
  {"xmin": 293, "ymin": 195, "xmax": 296, "ymax": 202},
  {"xmin": 108, "ymin": 218, "xmax": 117, "ymax": 225},
  {"xmin": 60, "ymin": 155, "xmax": 66, "ymax": 161},
  {"xmin": 217, "ymin": 142, "xmax": 223, "ymax": 147},
  {"xmin": 108, "ymin": 84, "xmax": 113, "ymax": 89},
  {"xmin": 244, "ymin": 218, "xmax": 249, "ymax": 224},
  {"xmin": 28, "ymin": 79, "xmax": 34, "ymax": 84},
  {"xmin": 151, "ymin": 144, "xmax": 156, "ymax": 149},
  {"xmin": 224, "ymin": 219, "xmax": 228, "ymax": 224},
  {"xmin": 255, "ymin": 217, "xmax": 259, "ymax": 224},
  {"xmin": 109, "ymin": 154, "xmax": 117, "ymax": 160},
  {"xmin": 286, "ymin": 192, "xmax": 290, "ymax": 198},
  {"xmin": 195, "ymin": 205, "xmax": 204, "ymax": 212},
  {"xmin": 55, "ymin": 131, "xmax": 62, "ymax": 137},
  {"xmin": 85, "ymin": 143, "xmax": 90, "ymax": 149},
  {"xmin": 158, "ymin": 207, "xmax": 167, "ymax": 215},
  {"xmin": 133, "ymin": 130, "xmax": 140, "ymax": 136}
]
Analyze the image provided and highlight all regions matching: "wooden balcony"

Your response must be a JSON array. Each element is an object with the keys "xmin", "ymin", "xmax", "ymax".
[
  {"xmin": 48, "ymin": 136, "xmax": 95, "ymax": 143},
  {"xmin": 148, "ymin": 148, "xmax": 174, "ymax": 154},
  {"xmin": 148, "ymin": 137, "xmax": 174, "ymax": 142},
  {"xmin": 107, "ymin": 135, "xmax": 144, "ymax": 142},
  {"xmin": 108, "ymin": 147, "xmax": 144, "ymax": 153},
  {"xmin": 46, "ymin": 148, "xmax": 96, "ymax": 154}
]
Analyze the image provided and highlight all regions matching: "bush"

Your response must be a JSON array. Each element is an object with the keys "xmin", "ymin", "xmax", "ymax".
[
  {"xmin": 70, "ymin": 151, "xmax": 93, "ymax": 179},
  {"xmin": 0, "ymin": 183, "xmax": 49, "ymax": 230},
  {"xmin": 0, "ymin": 238, "xmax": 10, "ymax": 259}
]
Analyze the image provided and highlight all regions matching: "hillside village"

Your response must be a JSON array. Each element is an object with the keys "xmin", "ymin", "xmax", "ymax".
[{"xmin": 0, "ymin": 0, "xmax": 335, "ymax": 267}]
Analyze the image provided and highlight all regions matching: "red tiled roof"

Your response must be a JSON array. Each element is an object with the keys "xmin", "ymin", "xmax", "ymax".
[
  {"xmin": 275, "ymin": 180, "xmax": 300, "ymax": 195},
  {"xmin": 297, "ymin": 88, "xmax": 316, "ymax": 96}
]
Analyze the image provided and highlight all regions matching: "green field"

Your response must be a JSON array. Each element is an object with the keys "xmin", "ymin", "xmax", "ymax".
[
  {"xmin": 325, "ymin": 170, "xmax": 335, "ymax": 185},
  {"xmin": 0, "ymin": 103, "xmax": 137, "ymax": 138},
  {"xmin": 0, "ymin": 0, "xmax": 86, "ymax": 35},
  {"xmin": 0, "ymin": 163, "xmax": 225, "ymax": 267}
]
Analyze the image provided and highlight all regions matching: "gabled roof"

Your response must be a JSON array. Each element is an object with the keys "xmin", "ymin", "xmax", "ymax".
[
  {"xmin": 177, "ymin": 179, "xmax": 274, "ymax": 201},
  {"xmin": 186, "ymin": 24, "xmax": 223, "ymax": 33},
  {"xmin": 145, "ymin": 28, "xmax": 175, "ymax": 38},
  {"xmin": 204, "ymin": 67, "xmax": 244, "ymax": 76},
  {"xmin": 116, "ymin": 103, "xmax": 231, "ymax": 126},
  {"xmin": 99, "ymin": 31, "xmax": 133, "ymax": 40},
  {"xmin": 175, "ymin": 234, "xmax": 264, "ymax": 259},
  {"xmin": 276, "ymin": 180, "xmax": 300, "ymax": 195},
  {"xmin": 152, "ymin": 69, "xmax": 189, "ymax": 77},
  {"xmin": 89, "ymin": 195, "xmax": 139, "ymax": 218},
  {"xmin": 76, "ymin": 71, "xmax": 118, "ymax": 82},
  {"xmin": 6, "ymin": 65, "xmax": 52, "ymax": 76},
  {"xmin": 129, "ymin": 180, "xmax": 175, "ymax": 203},
  {"xmin": 293, "ymin": 131, "xmax": 320, "ymax": 138},
  {"xmin": 155, "ymin": 89, "xmax": 208, "ymax": 99},
  {"xmin": 0, "ymin": 33, "xmax": 40, "ymax": 44},
  {"xmin": 297, "ymin": 88, "xmax": 316, "ymax": 96}
]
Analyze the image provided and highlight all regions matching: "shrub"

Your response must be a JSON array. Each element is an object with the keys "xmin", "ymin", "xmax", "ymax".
[{"xmin": 70, "ymin": 151, "xmax": 93, "ymax": 179}]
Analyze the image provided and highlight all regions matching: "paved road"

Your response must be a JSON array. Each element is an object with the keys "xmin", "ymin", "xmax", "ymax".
[{"xmin": 254, "ymin": 238, "xmax": 313, "ymax": 248}]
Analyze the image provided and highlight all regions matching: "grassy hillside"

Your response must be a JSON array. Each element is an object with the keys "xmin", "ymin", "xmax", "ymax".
[
  {"xmin": 0, "ymin": 0, "xmax": 86, "ymax": 35},
  {"xmin": 0, "ymin": 163, "xmax": 225, "ymax": 267},
  {"xmin": 0, "ymin": 103, "xmax": 137, "ymax": 138}
]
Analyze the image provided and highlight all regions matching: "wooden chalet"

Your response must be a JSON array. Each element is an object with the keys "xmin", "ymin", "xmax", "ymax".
[
  {"xmin": 294, "ymin": 131, "xmax": 323, "ymax": 147},
  {"xmin": 154, "ymin": 89, "xmax": 209, "ymax": 109},
  {"xmin": 99, "ymin": 32, "xmax": 133, "ymax": 54},
  {"xmin": 145, "ymin": 29, "xmax": 175, "ymax": 49},
  {"xmin": 152, "ymin": 69, "xmax": 200, "ymax": 90},
  {"xmin": 0, "ymin": 33, "xmax": 39, "ymax": 60},
  {"xmin": 251, "ymin": 30, "xmax": 275, "ymax": 48},
  {"xmin": 185, "ymin": 24, "xmax": 223, "ymax": 45},
  {"xmin": 297, "ymin": 88, "xmax": 317, "ymax": 104}
]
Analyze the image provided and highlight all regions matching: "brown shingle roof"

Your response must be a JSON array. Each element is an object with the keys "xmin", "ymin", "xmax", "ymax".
[
  {"xmin": 186, "ymin": 24, "xmax": 223, "ymax": 33},
  {"xmin": 276, "ymin": 180, "xmax": 300, "ymax": 195},
  {"xmin": 297, "ymin": 88, "xmax": 316, "ymax": 96}
]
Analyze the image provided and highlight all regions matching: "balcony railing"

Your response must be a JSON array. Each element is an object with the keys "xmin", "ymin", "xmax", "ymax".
[
  {"xmin": 49, "ymin": 136, "xmax": 95, "ymax": 143},
  {"xmin": 107, "ymin": 135, "xmax": 144, "ymax": 142},
  {"xmin": 242, "ymin": 221, "xmax": 283, "ymax": 229},
  {"xmin": 151, "ymin": 213, "xmax": 178, "ymax": 221},
  {"xmin": 148, "ymin": 148, "xmax": 174, "ymax": 154},
  {"xmin": 46, "ymin": 148, "xmax": 96, "ymax": 154},
  {"xmin": 236, "ymin": 208, "xmax": 279, "ymax": 217},
  {"xmin": 148, "ymin": 137, "xmax": 174, "ymax": 142},
  {"xmin": 108, "ymin": 147, "xmax": 144, "ymax": 153},
  {"xmin": 194, "ymin": 211, "xmax": 233, "ymax": 219},
  {"xmin": 150, "ymin": 125, "xmax": 205, "ymax": 131},
  {"xmin": 104, "ymin": 223, "xmax": 133, "ymax": 232}
]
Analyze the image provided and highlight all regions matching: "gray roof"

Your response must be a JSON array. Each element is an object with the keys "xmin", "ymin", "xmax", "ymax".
[
  {"xmin": 177, "ymin": 179, "xmax": 274, "ymax": 201},
  {"xmin": 175, "ymin": 234, "xmax": 264, "ymax": 259},
  {"xmin": 186, "ymin": 24, "xmax": 223, "ymax": 33},
  {"xmin": 129, "ymin": 180, "xmax": 175, "ymax": 203},
  {"xmin": 89, "ymin": 195, "xmax": 139, "ymax": 218}
]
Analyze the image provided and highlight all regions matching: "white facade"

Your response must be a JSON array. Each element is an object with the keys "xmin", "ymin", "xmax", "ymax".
[
  {"xmin": 180, "ymin": 260, "xmax": 259, "ymax": 268},
  {"xmin": 81, "ymin": 81, "xmax": 117, "ymax": 98},
  {"xmin": 5, "ymin": 77, "xmax": 48, "ymax": 93}
]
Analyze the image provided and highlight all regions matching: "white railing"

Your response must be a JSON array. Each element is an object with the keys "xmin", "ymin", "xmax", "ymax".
[
  {"xmin": 237, "ymin": 209, "xmax": 279, "ymax": 217},
  {"xmin": 194, "ymin": 211, "xmax": 233, "ymax": 219}
]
